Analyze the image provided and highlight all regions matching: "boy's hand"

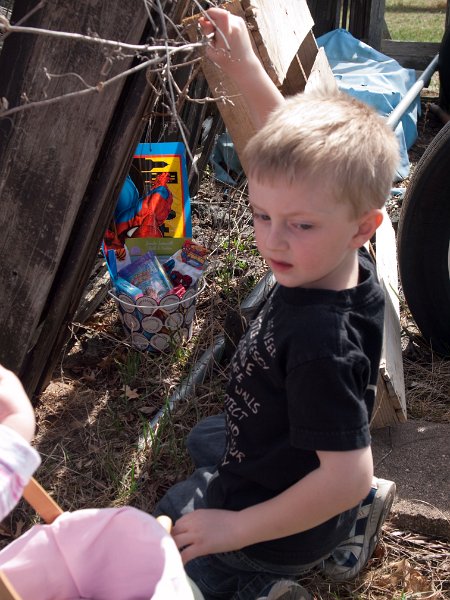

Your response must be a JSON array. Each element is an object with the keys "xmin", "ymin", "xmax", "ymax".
[
  {"xmin": 172, "ymin": 508, "xmax": 243, "ymax": 564},
  {"xmin": 198, "ymin": 7, "xmax": 284, "ymax": 128},
  {"xmin": 0, "ymin": 365, "xmax": 36, "ymax": 442},
  {"xmin": 199, "ymin": 8, "xmax": 260, "ymax": 79}
]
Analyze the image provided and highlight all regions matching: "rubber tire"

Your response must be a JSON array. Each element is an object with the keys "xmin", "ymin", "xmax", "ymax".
[
  {"xmin": 397, "ymin": 120, "xmax": 450, "ymax": 356},
  {"xmin": 438, "ymin": 27, "xmax": 450, "ymax": 111}
]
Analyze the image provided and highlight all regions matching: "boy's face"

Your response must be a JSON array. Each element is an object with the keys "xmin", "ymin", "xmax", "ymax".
[{"xmin": 248, "ymin": 177, "xmax": 364, "ymax": 290}]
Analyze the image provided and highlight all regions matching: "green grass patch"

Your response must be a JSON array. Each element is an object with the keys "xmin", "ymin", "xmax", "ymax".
[{"xmin": 385, "ymin": 0, "xmax": 447, "ymax": 42}]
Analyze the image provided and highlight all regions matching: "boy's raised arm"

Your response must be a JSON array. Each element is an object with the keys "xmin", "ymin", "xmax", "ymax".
[{"xmin": 199, "ymin": 8, "xmax": 284, "ymax": 128}]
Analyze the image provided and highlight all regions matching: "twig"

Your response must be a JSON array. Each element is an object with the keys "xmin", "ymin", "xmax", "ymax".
[
  {"xmin": 0, "ymin": 42, "xmax": 203, "ymax": 119},
  {"xmin": 0, "ymin": 0, "xmax": 45, "ymax": 42},
  {"xmin": 0, "ymin": 15, "xmax": 209, "ymax": 54}
]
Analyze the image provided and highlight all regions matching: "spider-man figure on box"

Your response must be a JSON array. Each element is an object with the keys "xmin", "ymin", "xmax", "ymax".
[{"xmin": 104, "ymin": 172, "xmax": 175, "ymax": 258}]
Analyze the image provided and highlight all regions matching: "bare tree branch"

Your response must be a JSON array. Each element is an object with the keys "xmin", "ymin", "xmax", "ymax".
[
  {"xmin": 0, "ymin": 14, "xmax": 210, "ymax": 54},
  {"xmin": 0, "ymin": 37, "xmax": 209, "ymax": 119}
]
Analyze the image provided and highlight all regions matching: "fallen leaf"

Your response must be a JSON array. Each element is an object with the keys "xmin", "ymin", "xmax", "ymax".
[
  {"xmin": 138, "ymin": 406, "xmax": 154, "ymax": 415},
  {"xmin": 406, "ymin": 569, "xmax": 432, "ymax": 594},
  {"xmin": 125, "ymin": 385, "xmax": 139, "ymax": 399},
  {"xmin": 81, "ymin": 368, "xmax": 97, "ymax": 382},
  {"xmin": 98, "ymin": 355, "xmax": 115, "ymax": 368}
]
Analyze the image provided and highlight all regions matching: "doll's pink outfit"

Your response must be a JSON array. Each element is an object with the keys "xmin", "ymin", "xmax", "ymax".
[{"xmin": 0, "ymin": 506, "xmax": 196, "ymax": 599}]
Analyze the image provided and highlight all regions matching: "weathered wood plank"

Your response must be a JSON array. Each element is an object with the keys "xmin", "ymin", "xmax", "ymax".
[
  {"xmin": 281, "ymin": 31, "xmax": 318, "ymax": 95},
  {"xmin": 381, "ymin": 40, "xmax": 440, "ymax": 70},
  {"xmin": 73, "ymin": 262, "xmax": 110, "ymax": 325},
  {"xmin": 185, "ymin": 0, "xmax": 319, "ymax": 167},
  {"xmin": 372, "ymin": 210, "xmax": 407, "ymax": 428},
  {"xmin": 184, "ymin": 0, "xmax": 259, "ymax": 171},
  {"xmin": 366, "ymin": 0, "xmax": 385, "ymax": 50},
  {"xmin": 306, "ymin": 0, "xmax": 341, "ymax": 37},
  {"xmin": 304, "ymin": 46, "xmax": 337, "ymax": 94},
  {"xmin": 346, "ymin": 0, "xmax": 385, "ymax": 49},
  {"xmin": 0, "ymin": 0, "xmax": 187, "ymax": 396},
  {"xmin": 348, "ymin": 0, "xmax": 369, "ymax": 42},
  {"xmin": 373, "ymin": 374, "xmax": 403, "ymax": 428},
  {"xmin": 241, "ymin": 0, "xmax": 314, "ymax": 86}
]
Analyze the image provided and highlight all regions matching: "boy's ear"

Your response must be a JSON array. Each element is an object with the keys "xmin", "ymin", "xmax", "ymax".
[{"xmin": 350, "ymin": 209, "xmax": 383, "ymax": 248}]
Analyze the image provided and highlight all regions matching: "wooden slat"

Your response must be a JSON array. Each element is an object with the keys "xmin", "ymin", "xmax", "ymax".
[
  {"xmin": 297, "ymin": 30, "xmax": 321, "ymax": 80},
  {"xmin": 0, "ymin": 0, "xmax": 190, "ymax": 397},
  {"xmin": 371, "ymin": 210, "xmax": 407, "ymax": 428},
  {"xmin": 381, "ymin": 40, "xmax": 440, "ymax": 70},
  {"xmin": 366, "ymin": 0, "xmax": 386, "ymax": 50},
  {"xmin": 184, "ymin": 0, "xmax": 258, "ymax": 171},
  {"xmin": 184, "ymin": 0, "xmax": 319, "ymax": 167},
  {"xmin": 281, "ymin": 31, "xmax": 319, "ymax": 95},
  {"xmin": 306, "ymin": 0, "xmax": 341, "ymax": 37},
  {"xmin": 348, "ymin": 0, "xmax": 369, "ymax": 41},
  {"xmin": 304, "ymin": 46, "xmax": 337, "ymax": 94},
  {"xmin": 241, "ymin": 0, "xmax": 314, "ymax": 86},
  {"xmin": 373, "ymin": 374, "xmax": 402, "ymax": 428},
  {"xmin": 73, "ymin": 262, "xmax": 110, "ymax": 325}
]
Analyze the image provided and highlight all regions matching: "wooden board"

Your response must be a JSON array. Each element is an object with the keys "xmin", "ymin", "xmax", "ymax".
[
  {"xmin": 184, "ymin": 0, "xmax": 259, "ymax": 171},
  {"xmin": 184, "ymin": 0, "xmax": 318, "ymax": 168},
  {"xmin": 0, "ymin": 0, "xmax": 189, "ymax": 396},
  {"xmin": 306, "ymin": 0, "xmax": 340, "ymax": 37},
  {"xmin": 371, "ymin": 209, "xmax": 407, "ymax": 428},
  {"xmin": 304, "ymin": 46, "xmax": 337, "ymax": 94},
  {"xmin": 366, "ymin": 0, "xmax": 386, "ymax": 50},
  {"xmin": 281, "ymin": 30, "xmax": 318, "ymax": 95},
  {"xmin": 381, "ymin": 40, "xmax": 440, "ymax": 71},
  {"xmin": 241, "ymin": 0, "xmax": 314, "ymax": 86}
]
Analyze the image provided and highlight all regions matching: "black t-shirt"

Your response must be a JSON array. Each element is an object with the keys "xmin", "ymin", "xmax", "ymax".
[{"xmin": 207, "ymin": 248, "xmax": 385, "ymax": 564}]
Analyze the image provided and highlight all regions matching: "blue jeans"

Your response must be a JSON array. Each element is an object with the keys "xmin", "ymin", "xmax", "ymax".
[{"xmin": 154, "ymin": 414, "xmax": 326, "ymax": 600}]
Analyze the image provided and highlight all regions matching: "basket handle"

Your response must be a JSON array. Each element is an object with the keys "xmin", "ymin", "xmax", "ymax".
[
  {"xmin": 22, "ymin": 477, "xmax": 63, "ymax": 524},
  {"xmin": 0, "ymin": 570, "xmax": 22, "ymax": 600}
]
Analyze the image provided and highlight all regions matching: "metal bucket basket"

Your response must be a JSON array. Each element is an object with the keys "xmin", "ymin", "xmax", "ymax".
[{"xmin": 109, "ymin": 279, "xmax": 205, "ymax": 352}]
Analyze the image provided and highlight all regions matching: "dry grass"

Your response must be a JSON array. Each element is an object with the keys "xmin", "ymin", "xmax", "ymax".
[
  {"xmin": 403, "ymin": 353, "xmax": 450, "ymax": 423},
  {"xmin": 1, "ymin": 178, "xmax": 266, "ymax": 529},
  {"xmin": 300, "ymin": 524, "xmax": 450, "ymax": 599}
]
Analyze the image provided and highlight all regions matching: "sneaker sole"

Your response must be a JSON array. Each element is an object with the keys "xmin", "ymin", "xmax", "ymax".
[
  {"xmin": 365, "ymin": 478, "xmax": 396, "ymax": 560},
  {"xmin": 322, "ymin": 479, "xmax": 396, "ymax": 581}
]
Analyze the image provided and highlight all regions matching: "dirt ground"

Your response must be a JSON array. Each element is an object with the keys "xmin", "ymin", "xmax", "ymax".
[{"xmin": 1, "ymin": 89, "xmax": 449, "ymax": 598}]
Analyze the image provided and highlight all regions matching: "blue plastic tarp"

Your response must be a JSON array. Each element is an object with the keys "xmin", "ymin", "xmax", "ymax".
[
  {"xmin": 317, "ymin": 29, "xmax": 420, "ymax": 181},
  {"xmin": 210, "ymin": 29, "xmax": 419, "ymax": 184}
]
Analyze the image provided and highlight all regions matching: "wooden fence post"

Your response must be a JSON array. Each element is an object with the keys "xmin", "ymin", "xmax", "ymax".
[{"xmin": 0, "ymin": 0, "xmax": 189, "ymax": 397}]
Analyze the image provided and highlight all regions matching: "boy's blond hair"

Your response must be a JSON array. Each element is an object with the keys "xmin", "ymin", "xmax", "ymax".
[{"xmin": 243, "ymin": 90, "xmax": 399, "ymax": 217}]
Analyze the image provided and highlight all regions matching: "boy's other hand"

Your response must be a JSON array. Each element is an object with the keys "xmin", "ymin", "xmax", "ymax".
[
  {"xmin": 172, "ymin": 508, "xmax": 244, "ymax": 564},
  {"xmin": 0, "ymin": 365, "xmax": 36, "ymax": 442}
]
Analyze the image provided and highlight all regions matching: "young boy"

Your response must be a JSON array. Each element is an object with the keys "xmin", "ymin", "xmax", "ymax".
[{"xmin": 154, "ymin": 7, "xmax": 399, "ymax": 600}]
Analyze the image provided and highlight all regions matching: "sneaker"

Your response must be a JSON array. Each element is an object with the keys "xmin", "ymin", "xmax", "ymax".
[
  {"xmin": 257, "ymin": 579, "xmax": 312, "ymax": 600},
  {"xmin": 321, "ymin": 478, "xmax": 396, "ymax": 581}
]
